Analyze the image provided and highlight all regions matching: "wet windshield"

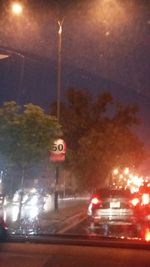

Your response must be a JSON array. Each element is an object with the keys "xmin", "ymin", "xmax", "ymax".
[{"xmin": 0, "ymin": 0, "xmax": 149, "ymax": 242}]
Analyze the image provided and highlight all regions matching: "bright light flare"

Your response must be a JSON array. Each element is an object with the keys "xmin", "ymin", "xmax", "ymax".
[
  {"xmin": 145, "ymin": 228, "xmax": 150, "ymax": 242},
  {"xmin": 13, "ymin": 192, "xmax": 20, "ymax": 202},
  {"xmin": 130, "ymin": 197, "xmax": 140, "ymax": 207},
  {"xmin": 113, "ymin": 168, "xmax": 119, "ymax": 175},
  {"xmin": 22, "ymin": 194, "xmax": 28, "ymax": 203},
  {"xmin": 12, "ymin": 206, "xmax": 19, "ymax": 222},
  {"xmin": 91, "ymin": 197, "xmax": 100, "ymax": 205},
  {"xmin": 142, "ymin": 194, "xmax": 150, "ymax": 205},
  {"xmin": 28, "ymin": 206, "xmax": 38, "ymax": 219},
  {"xmin": 30, "ymin": 188, "xmax": 37, "ymax": 194},
  {"xmin": 43, "ymin": 194, "xmax": 52, "ymax": 212},
  {"xmin": 29, "ymin": 195, "xmax": 38, "ymax": 205},
  {"xmin": 58, "ymin": 24, "xmax": 62, "ymax": 35},
  {"xmin": 11, "ymin": 2, "xmax": 23, "ymax": 15},
  {"xmin": 124, "ymin": 167, "xmax": 129, "ymax": 175}
]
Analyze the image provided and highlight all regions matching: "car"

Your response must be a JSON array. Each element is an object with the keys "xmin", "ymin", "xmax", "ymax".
[
  {"xmin": 0, "ymin": 216, "xmax": 8, "ymax": 242},
  {"xmin": 130, "ymin": 186, "xmax": 150, "ymax": 228},
  {"xmin": 0, "ymin": 0, "xmax": 149, "ymax": 266},
  {"xmin": 87, "ymin": 188, "xmax": 139, "ymax": 235}
]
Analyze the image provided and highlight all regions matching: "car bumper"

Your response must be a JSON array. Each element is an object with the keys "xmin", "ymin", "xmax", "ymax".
[{"xmin": 91, "ymin": 208, "xmax": 136, "ymax": 225}]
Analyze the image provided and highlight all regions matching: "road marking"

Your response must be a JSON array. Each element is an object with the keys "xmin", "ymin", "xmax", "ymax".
[{"xmin": 57, "ymin": 214, "xmax": 87, "ymax": 234}]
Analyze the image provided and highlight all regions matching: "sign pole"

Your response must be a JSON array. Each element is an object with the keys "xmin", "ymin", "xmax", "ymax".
[
  {"xmin": 49, "ymin": 138, "xmax": 66, "ymax": 211},
  {"xmin": 54, "ymin": 164, "xmax": 59, "ymax": 211}
]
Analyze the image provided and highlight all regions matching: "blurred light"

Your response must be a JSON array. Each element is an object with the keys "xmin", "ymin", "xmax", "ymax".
[
  {"xmin": 145, "ymin": 229, "xmax": 150, "ymax": 242},
  {"xmin": 58, "ymin": 24, "xmax": 62, "ymax": 35},
  {"xmin": 105, "ymin": 31, "xmax": 110, "ymax": 36},
  {"xmin": 142, "ymin": 194, "xmax": 150, "ymax": 205},
  {"xmin": 0, "ymin": 54, "xmax": 9, "ymax": 60},
  {"xmin": 30, "ymin": 188, "xmax": 37, "ymax": 194},
  {"xmin": 29, "ymin": 195, "xmax": 38, "ymax": 205},
  {"xmin": 12, "ymin": 206, "xmax": 19, "ymax": 222},
  {"xmin": 132, "ymin": 176, "xmax": 143, "ymax": 187},
  {"xmin": 127, "ymin": 179, "xmax": 131, "ymax": 185},
  {"xmin": 29, "ymin": 206, "xmax": 38, "ymax": 219},
  {"xmin": 113, "ymin": 168, "xmax": 119, "ymax": 175},
  {"xmin": 22, "ymin": 194, "xmax": 28, "ymax": 203},
  {"xmin": 3, "ymin": 210, "xmax": 6, "ymax": 222},
  {"xmin": 119, "ymin": 174, "xmax": 123, "ymax": 179},
  {"xmin": 124, "ymin": 167, "xmax": 129, "ymax": 175},
  {"xmin": 130, "ymin": 197, "xmax": 140, "ymax": 207},
  {"xmin": 3, "ymin": 198, "xmax": 8, "ymax": 206},
  {"xmin": 13, "ymin": 192, "xmax": 19, "ymax": 202},
  {"xmin": 130, "ymin": 187, "xmax": 139, "ymax": 193},
  {"xmin": 91, "ymin": 0, "xmax": 128, "ymax": 31},
  {"xmin": 91, "ymin": 197, "xmax": 100, "ymax": 205},
  {"xmin": 43, "ymin": 194, "xmax": 52, "ymax": 212},
  {"xmin": 11, "ymin": 2, "xmax": 23, "ymax": 15}
]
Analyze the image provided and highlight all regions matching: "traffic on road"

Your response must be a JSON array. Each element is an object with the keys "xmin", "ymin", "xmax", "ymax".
[{"xmin": 1, "ymin": 184, "xmax": 150, "ymax": 242}]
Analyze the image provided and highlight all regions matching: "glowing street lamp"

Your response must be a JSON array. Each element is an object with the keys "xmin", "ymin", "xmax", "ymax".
[
  {"xmin": 57, "ymin": 19, "xmax": 64, "ymax": 123},
  {"xmin": 11, "ymin": 2, "xmax": 23, "ymax": 15}
]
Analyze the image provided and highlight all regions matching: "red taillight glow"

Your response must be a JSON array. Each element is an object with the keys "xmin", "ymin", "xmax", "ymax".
[
  {"xmin": 130, "ymin": 197, "xmax": 140, "ymax": 206},
  {"xmin": 142, "ymin": 193, "xmax": 150, "ymax": 205},
  {"xmin": 144, "ymin": 228, "xmax": 150, "ymax": 242},
  {"xmin": 91, "ymin": 197, "xmax": 100, "ymax": 205}
]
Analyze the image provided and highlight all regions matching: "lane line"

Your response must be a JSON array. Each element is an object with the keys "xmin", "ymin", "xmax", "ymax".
[{"xmin": 57, "ymin": 215, "xmax": 87, "ymax": 234}]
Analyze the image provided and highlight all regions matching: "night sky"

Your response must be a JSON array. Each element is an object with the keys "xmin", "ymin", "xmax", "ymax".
[{"xmin": 0, "ymin": 0, "xmax": 149, "ymax": 173}]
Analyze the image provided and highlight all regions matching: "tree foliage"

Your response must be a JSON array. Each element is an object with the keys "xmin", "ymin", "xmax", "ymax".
[
  {"xmin": 51, "ymin": 88, "xmax": 147, "ymax": 190},
  {"xmin": 0, "ymin": 101, "xmax": 59, "ymax": 175}
]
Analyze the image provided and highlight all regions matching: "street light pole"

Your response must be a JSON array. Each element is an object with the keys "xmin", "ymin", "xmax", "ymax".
[
  {"xmin": 57, "ymin": 19, "xmax": 64, "ymax": 123},
  {"xmin": 54, "ymin": 18, "xmax": 64, "ymax": 211}
]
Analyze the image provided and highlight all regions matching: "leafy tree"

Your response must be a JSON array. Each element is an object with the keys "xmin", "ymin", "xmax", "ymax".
[
  {"xmin": 51, "ymin": 88, "xmax": 147, "ymax": 190},
  {"xmin": 0, "ymin": 101, "xmax": 59, "ymax": 192}
]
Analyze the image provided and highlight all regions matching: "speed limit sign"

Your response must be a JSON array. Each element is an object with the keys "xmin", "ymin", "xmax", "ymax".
[{"xmin": 49, "ymin": 138, "xmax": 66, "ymax": 162}]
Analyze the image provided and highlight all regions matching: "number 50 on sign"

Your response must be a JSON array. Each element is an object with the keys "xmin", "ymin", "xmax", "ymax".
[{"xmin": 49, "ymin": 138, "xmax": 66, "ymax": 162}]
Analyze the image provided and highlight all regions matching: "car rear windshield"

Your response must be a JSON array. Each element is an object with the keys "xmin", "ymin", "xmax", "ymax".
[{"xmin": 95, "ymin": 189, "xmax": 131, "ymax": 198}]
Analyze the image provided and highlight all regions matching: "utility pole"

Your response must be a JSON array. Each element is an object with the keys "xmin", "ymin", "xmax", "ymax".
[{"xmin": 54, "ymin": 19, "xmax": 64, "ymax": 211}]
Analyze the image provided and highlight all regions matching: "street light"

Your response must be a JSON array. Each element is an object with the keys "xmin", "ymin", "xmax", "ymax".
[
  {"xmin": 11, "ymin": 2, "xmax": 23, "ymax": 15},
  {"xmin": 54, "ymin": 18, "xmax": 64, "ymax": 211},
  {"xmin": 10, "ymin": 2, "xmax": 64, "ymax": 211},
  {"xmin": 57, "ymin": 19, "xmax": 64, "ymax": 123},
  {"xmin": 10, "ymin": 3, "xmax": 26, "ymax": 223}
]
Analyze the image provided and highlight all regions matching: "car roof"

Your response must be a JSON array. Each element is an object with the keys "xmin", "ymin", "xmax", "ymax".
[{"xmin": 93, "ymin": 188, "xmax": 131, "ymax": 197}]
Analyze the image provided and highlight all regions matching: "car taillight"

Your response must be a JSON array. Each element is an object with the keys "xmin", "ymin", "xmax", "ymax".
[
  {"xmin": 91, "ymin": 197, "xmax": 102, "ymax": 206},
  {"xmin": 144, "ymin": 228, "xmax": 150, "ymax": 242},
  {"xmin": 130, "ymin": 197, "xmax": 140, "ymax": 207},
  {"xmin": 142, "ymin": 193, "xmax": 150, "ymax": 205},
  {"xmin": 91, "ymin": 197, "xmax": 100, "ymax": 205}
]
